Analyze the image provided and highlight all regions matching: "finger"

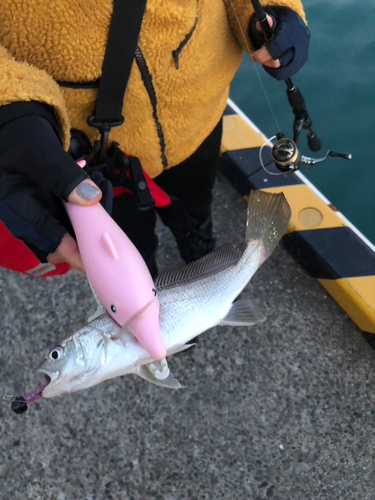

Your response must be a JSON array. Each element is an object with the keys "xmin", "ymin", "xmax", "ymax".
[
  {"xmin": 252, "ymin": 46, "xmax": 281, "ymax": 67},
  {"xmin": 47, "ymin": 233, "xmax": 85, "ymax": 273},
  {"xmin": 255, "ymin": 14, "xmax": 274, "ymax": 32},
  {"xmin": 260, "ymin": 58, "xmax": 281, "ymax": 69},
  {"xmin": 67, "ymin": 179, "xmax": 102, "ymax": 206}
]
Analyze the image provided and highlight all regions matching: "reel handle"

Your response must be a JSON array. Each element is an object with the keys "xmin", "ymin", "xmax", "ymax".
[{"xmin": 328, "ymin": 151, "xmax": 352, "ymax": 160}]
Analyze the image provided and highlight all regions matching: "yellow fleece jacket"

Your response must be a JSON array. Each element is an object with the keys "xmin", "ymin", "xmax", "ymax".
[{"xmin": 0, "ymin": 0, "xmax": 305, "ymax": 178}]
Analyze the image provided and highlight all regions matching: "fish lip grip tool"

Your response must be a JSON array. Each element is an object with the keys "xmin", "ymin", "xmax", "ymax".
[{"xmin": 65, "ymin": 165, "xmax": 166, "ymax": 361}]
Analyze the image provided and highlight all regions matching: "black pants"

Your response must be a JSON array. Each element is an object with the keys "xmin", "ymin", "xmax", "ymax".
[{"xmin": 111, "ymin": 119, "xmax": 223, "ymax": 274}]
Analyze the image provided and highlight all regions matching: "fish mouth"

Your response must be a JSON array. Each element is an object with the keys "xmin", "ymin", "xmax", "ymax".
[
  {"xmin": 35, "ymin": 369, "xmax": 60, "ymax": 397},
  {"xmin": 37, "ymin": 371, "xmax": 52, "ymax": 386},
  {"xmin": 23, "ymin": 371, "xmax": 56, "ymax": 404}
]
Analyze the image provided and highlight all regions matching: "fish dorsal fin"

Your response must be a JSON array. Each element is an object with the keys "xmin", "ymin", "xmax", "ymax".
[
  {"xmin": 155, "ymin": 243, "xmax": 241, "ymax": 290},
  {"xmin": 136, "ymin": 365, "xmax": 182, "ymax": 389},
  {"xmin": 220, "ymin": 299, "xmax": 266, "ymax": 326}
]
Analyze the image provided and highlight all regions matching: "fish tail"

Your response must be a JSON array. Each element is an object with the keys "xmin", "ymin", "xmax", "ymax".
[{"xmin": 245, "ymin": 190, "xmax": 291, "ymax": 262}]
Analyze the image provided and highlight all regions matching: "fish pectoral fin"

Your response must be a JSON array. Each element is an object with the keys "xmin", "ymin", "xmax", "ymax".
[
  {"xmin": 136, "ymin": 365, "xmax": 183, "ymax": 389},
  {"xmin": 220, "ymin": 299, "xmax": 266, "ymax": 326},
  {"xmin": 87, "ymin": 277, "xmax": 107, "ymax": 322},
  {"xmin": 88, "ymin": 303, "xmax": 107, "ymax": 322},
  {"xmin": 113, "ymin": 324, "xmax": 132, "ymax": 342}
]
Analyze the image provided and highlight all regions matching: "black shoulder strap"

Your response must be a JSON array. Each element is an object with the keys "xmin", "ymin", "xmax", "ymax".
[{"xmin": 87, "ymin": 0, "xmax": 147, "ymax": 153}]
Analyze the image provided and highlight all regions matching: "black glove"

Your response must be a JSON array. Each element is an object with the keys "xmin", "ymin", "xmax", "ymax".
[
  {"xmin": 90, "ymin": 171, "xmax": 114, "ymax": 215},
  {"xmin": 0, "ymin": 102, "xmax": 90, "ymax": 262},
  {"xmin": 249, "ymin": 6, "xmax": 310, "ymax": 81}
]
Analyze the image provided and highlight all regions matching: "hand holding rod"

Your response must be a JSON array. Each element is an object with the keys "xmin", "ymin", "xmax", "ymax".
[{"xmin": 250, "ymin": 0, "xmax": 322, "ymax": 152}]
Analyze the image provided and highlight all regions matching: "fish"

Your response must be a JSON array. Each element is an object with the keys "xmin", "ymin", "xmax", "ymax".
[{"xmin": 33, "ymin": 190, "xmax": 291, "ymax": 400}]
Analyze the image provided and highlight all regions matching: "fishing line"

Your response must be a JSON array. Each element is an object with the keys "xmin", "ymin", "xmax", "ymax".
[{"xmin": 227, "ymin": 0, "xmax": 281, "ymax": 133}]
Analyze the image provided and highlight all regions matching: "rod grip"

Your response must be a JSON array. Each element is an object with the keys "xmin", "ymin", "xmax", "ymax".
[
  {"xmin": 259, "ymin": 15, "xmax": 274, "ymax": 40},
  {"xmin": 251, "ymin": 0, "xmax": 274, "ymax": 40},
  {"xmin": 287, "ymin": 85, "xmax": 307, "ymax": 113}
]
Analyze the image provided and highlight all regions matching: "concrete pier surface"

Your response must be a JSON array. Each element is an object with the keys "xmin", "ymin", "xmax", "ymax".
[{"xmin": 1, "ymin": 173, "xmax": 374, "ymax": 500}]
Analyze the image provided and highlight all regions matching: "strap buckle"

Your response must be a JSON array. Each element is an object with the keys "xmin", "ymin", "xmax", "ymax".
[{"xmin": 87, "ymin": 115, "xmax": 124, "ymax": 162}]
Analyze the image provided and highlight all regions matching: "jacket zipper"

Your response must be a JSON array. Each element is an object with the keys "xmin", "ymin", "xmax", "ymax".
[
  {"xmin": 134, "ymin": 46, "xmax": 168, "ymax": 169},
  {"xmin": 172, "ymin": 17, "xmax": 198, "ymax": 70}
]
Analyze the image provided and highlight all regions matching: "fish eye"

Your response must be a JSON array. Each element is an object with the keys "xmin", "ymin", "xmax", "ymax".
[
  {"xmin": 111, "ymin": 305, "xmax": 117, "ymax": 313},
  {"xmin": 152, "ymin": 288, "xmax": 157, "ymax": 296},
  {"xmin": 49, "ymin": 346, "xmax": 63, "ymax": 361}
]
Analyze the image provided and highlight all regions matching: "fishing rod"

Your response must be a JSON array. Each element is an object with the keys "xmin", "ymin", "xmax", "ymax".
[{"xmin": 249, "ymin": 0, "xmax": 351, "ymax": 174}]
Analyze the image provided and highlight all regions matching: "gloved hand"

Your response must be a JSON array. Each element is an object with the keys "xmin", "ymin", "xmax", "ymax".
[
  {"xmin": 0, "ymin": 102, "xmax": 102, "ymax": 272},
  {"xmin": 249, "ymin": 6, "xmax": 310, "ymax": 81}
]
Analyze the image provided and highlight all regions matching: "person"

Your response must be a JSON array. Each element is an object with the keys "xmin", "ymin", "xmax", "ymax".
[{"xmin": 0, "ymin": 0, "xmax": 309, "ymax": 279}]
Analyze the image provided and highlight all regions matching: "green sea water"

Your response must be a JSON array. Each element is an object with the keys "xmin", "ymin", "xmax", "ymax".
[{"xmin": 229, "ymin": 0, "xmax": 375, "ymax": 244}]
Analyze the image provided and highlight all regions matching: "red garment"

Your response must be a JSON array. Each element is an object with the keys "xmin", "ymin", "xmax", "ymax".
[
  {"xmin": 113, "ymin": 170, "xmax": 171, "ymax": 207},
  {"xmin": 0, "ymin": 221, "xmax": 70, "ymax": 277}
]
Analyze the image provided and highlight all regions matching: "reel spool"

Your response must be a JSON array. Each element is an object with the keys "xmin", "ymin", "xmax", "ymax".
[{"xmin": 271, "ymin": 135, "xmax": 300, "ymax": 172}]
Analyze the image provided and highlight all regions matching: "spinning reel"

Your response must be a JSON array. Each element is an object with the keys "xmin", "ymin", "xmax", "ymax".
[
  {"xmin": 259, "ymin": 81, "xmax": 352, "ymax": 176},
  {"xmin": 260, "ymin": 133, "xmax": 352, "ymax": 176}
]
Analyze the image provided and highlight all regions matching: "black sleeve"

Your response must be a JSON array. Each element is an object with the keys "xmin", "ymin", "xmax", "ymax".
[{"xmin": 0, "ymin": 101, "xmax": 63, "ymax": 143}]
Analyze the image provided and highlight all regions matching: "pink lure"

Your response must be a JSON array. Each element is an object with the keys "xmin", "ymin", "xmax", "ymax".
[{"xmin": 65, "ymin": 190, "xmax": 166, "ymax": 361}]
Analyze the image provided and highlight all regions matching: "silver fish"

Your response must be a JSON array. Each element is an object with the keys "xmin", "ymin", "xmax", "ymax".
[{"xmin": 36, "ymin": 190, "xmax": 291, "ymax": 399}]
